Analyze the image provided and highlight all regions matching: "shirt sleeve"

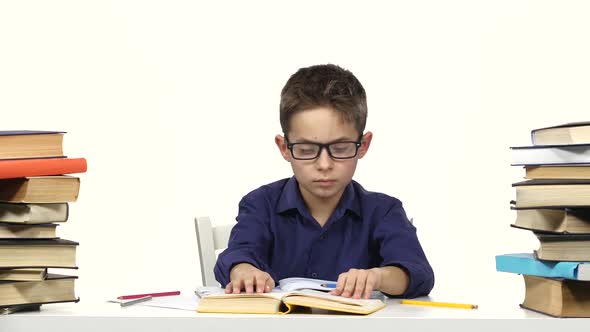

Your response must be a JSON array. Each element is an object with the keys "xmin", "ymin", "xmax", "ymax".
[
  {"xmin": 373, "ymin": 200, "xmax": 435, "ymax": 298},
  {"xmin": 213, "ymin": 191, "xmax": 276, "ymax": 287}
]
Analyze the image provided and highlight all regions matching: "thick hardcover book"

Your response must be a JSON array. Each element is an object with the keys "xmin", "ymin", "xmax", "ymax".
[
  {"xmin": 0, "ymin": 176, "xmax": 80, "ymax": 203},
  {"xmin": 510, "ymin": 205, "xmax": 590, "ymax": 233},
  {"xmin": 0, "ymin": 239, "xmax": 78, "ymax": 268},
  {"xmin": 0, "ymin": 222, "xmax": 58, "ymax": 239},
  {"xmin": 511, "ymin": 144, "xmax": 590, "ymax": 165},
  {"xmin": 535, "ymin": 233, "xmax": 590, "ymax": 261},
  {"xmin": 0, "ymin": 158, "xmax": 86, "ymax": 180},
  {"xmin": 525, "ymin": 165, "xmax": 590, "ymax": 180},
  {"xmin": 495, "ymin": 253, "xmax": 590, "ymax": 280},
  {"xmin": 0, "ymin": 268, "xmax": 47, "ymax": 282},
  {"xmin": 197, "ymin": 288, "xmax": 385, "ymax": 315},
  {"xmin": 0, "ymin": 131, "xmax": 65, "ymax": 160},
  {"xmin": 0, "ymin": 274, "xmax": 78, "ymax": 308},
  {"xmin": 521, "ymin": 275, "xmax": 590, "ymax": 317},
  {"xmin": 512, "ymin": 179, "xmax": 590, "ymax": 208},
  {"xmin": 531, "ymin": 121, "xmax": 590, "ymax": 146},
  {"xmin": 0, "ymin": 202, "xmax": 68, "ymax": 224}
]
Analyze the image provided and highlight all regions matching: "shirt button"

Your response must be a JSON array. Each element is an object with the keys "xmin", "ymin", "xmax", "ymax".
[{"xmin": 311, "ymin": 272, "xmax": 318, "ymax": 278}]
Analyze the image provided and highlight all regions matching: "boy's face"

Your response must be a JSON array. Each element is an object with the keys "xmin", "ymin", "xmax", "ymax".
[{"xmin": 275, "ymin": 106, "xmax": 372, "ymax": 205}]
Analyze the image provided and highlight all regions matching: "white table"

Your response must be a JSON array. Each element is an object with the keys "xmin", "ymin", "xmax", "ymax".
[{"xmin": 2, "ymin": 294, "xmax": 588, "ymax": 332}]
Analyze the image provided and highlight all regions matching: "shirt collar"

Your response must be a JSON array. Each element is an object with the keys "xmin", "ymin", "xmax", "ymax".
[{"xmin": 276, "ymin": 176, "xmax": 362, "ymax": 218}]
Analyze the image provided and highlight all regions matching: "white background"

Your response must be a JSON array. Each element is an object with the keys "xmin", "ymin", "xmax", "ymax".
[{"xmin": 1, "ymin": 0, "xmax": 590, "ymax": 303}]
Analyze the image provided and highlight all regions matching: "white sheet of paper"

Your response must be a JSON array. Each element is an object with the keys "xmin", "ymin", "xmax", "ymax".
[
  {"xmin": 138, "ymin": 294, "xmax": 199, "ymax": 311},
  {"xmin": 108, "ymin": 294, "xmax": 199, "ymax": 311},
  {"xmin": 195, "ymin": 286, "xmax": 225, "ymax": 298}
]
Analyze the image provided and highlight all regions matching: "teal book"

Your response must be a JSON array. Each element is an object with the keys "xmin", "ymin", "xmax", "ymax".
[{"xmin": 495, "ymin": 253, "xmax": 590, "ymax": 281}]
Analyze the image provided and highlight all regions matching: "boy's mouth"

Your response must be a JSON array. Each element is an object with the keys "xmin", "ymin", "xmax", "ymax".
[{"xmin": 315, "ymin": 179, "xmax": 336, "ymax": 186}]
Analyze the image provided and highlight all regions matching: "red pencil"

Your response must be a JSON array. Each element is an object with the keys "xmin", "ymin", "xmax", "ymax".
[{"xmin": 117, "ymin": 291, "xmax": 180, "ymax": 300}]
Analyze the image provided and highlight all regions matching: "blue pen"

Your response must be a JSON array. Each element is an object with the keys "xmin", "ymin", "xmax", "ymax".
[{"xmin": 320, "ymin": 283, "xmax": 337, "ymax": 289}]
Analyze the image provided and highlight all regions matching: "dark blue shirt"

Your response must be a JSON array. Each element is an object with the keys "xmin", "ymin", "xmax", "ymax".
[{"xmin": 214, "ymin": 177, "xmax": 434, "ymax": 298}]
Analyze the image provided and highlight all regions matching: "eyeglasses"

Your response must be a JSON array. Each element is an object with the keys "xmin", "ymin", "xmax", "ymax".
[{"xmin": 285, "ymin": 137, "xmax": 362, "ymax": 160}]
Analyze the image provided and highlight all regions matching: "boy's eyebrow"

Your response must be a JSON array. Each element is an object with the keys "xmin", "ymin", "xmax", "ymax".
[{"xmin": 290, "ymin": 136, "xmax": 357, "ymax": 144}]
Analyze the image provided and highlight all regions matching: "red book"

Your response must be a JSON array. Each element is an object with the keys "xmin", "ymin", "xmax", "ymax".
[{"xmin": 0, "ymin": 158, "xmax": 87, "ymax": 180}]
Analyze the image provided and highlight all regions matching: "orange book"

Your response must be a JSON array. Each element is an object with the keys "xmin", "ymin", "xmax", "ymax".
[{"xmin": 0, "ymin": 158, "xmax": 87, "ymax": 180}]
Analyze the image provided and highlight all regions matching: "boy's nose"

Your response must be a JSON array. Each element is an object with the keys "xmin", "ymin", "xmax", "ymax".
[{"xmin": 315, "ymin": 147, "xmax": 334, "ymax": 170}]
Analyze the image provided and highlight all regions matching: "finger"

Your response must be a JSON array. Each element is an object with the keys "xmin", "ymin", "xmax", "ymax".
[
  {"xmin": 363, "ymin": 274, "xmax": 377, "ymax": 299},
  {"xmin": 243, "ymin": 277, "xmax": 254, "ymax": 293},
  {"xmin": 353, "ymin": 271, "xmax": 368, "ymax": 299},
  {"xmin": 232, "ymin": 279, "xmax": 242, "ymax": 294},
  {"xmin": 225, "ymin": 281, "xmax": 233, "ymax": 294},
  {"xmin": 265, "ymin": 276, "xmax": 275, "ymax": 293},
  {"xmin": 255, "ymin": 275, "xmax": 266, "ymax": 293},
  {"xmin": 342, "ymin": 271, "xmax": 358, "ymax": 298},
  {"xmin": 330, "ymin": 273, "xmax": 347, "ymax": 296}
]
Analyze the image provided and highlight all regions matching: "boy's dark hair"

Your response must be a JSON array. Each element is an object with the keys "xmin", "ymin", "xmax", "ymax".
[{"xmin": 280, "ymin": 64, "xmax": 367, "ymax": 137}]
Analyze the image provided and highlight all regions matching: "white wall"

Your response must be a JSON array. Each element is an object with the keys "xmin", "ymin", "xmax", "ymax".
[{"xmin": 2, "ymin": 0, "xmax": 590, "ymax": 302}]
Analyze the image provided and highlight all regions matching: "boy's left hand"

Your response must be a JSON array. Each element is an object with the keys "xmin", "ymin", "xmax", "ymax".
[{"xmin": 329, "ymin": 268, "xmax": 382, "ymax": 299}]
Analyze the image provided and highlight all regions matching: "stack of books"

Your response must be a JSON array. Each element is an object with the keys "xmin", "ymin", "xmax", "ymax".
[
  {"xmin": 496, "ymin": 122, "xmax": 590, "ymax": 317},
  {"xmin": 0, "ymin": 131, "xmax": 86, "ymax": 312}
]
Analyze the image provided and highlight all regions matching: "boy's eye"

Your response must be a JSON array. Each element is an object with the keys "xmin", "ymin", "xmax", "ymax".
[
  {"xmin": 331, "ymin": 143, "xmax": 354, "ymax": 153},
  {"xmin": 332, "ymin": 147, "xmax": 349, "ymax": 153},
  {"xmin": 299, "ymin": 148, "xmax": 316, "ymax": 154},
  {"xmin": 293, "ymin": 145, "xmax": 318, "ymax": 155}
]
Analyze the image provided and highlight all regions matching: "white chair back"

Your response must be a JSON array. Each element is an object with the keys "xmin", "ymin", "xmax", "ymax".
[{"xmin": 194, "ymin": 216, "xmax": 234, "ymax": 287}]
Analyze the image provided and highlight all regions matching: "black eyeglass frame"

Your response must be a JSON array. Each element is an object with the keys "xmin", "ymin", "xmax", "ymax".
[{"xmin": 285, "ymin": 135, "xmax": 363, "ymax": 160}]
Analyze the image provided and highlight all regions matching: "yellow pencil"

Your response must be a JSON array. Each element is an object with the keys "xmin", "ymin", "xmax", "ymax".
[{"xmin": 400, "ymin": 299, "xmax": 478, "ymax": 309}]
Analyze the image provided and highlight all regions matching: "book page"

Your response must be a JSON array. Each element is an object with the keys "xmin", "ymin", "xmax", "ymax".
[
  {"xmin": 195, "ymin": 285, "xmax": 385, "ymax": 302},
  {"xmin": 278, "ymin": 277, "xmax": 384, "ymax": 299},
  {"xmin": 196, "ymin": 289, "xmax": 287, "ymax": 300},
  {"xmin": 283, "ymin": 295, "xmax": 386, "ymax": 314},
  {"xmin": 278, "ymin": 277, "xmax": 335, "ymax": 292},
  {"xmin": 194, "ymin": 288, "xmax": 355, "ymax": 303},
  {"xmin": 290, "ymin": 289, "xmax": 383, "ymax": 306}
]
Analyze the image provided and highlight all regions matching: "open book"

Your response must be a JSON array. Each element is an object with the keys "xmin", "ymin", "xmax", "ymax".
[{"xmin": 196, "ymin": 287, "xmax": 386, "ymax": 315}]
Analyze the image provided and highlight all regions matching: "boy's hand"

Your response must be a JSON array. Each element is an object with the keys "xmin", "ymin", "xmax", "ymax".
[
  {"xmin": 225, "ymin": 263, "xmax": 275, "ymax": 294},
  {"xmin": 329, "ymin": 268, "xmax": 382, "ymax": 299}
]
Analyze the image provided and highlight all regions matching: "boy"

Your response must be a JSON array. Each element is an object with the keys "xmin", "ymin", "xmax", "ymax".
[{"xmin": 214, "ymin": 64, "xmax": 434, "ymax": 299}]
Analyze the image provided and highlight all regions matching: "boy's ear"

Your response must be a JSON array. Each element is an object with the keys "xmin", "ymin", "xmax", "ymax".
[
  {"xmin": 357, "ymin": 131, "xmax": 373, "ymax": 159},
  {"xmin": 275, "ymin": 135, "xmax": 292, "ymax": 161}
]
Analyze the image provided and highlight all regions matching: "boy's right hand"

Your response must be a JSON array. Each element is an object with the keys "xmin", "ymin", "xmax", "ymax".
[{"xmin": 225, "ymin": 263, "xmax": 275, "ymax": 294}]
